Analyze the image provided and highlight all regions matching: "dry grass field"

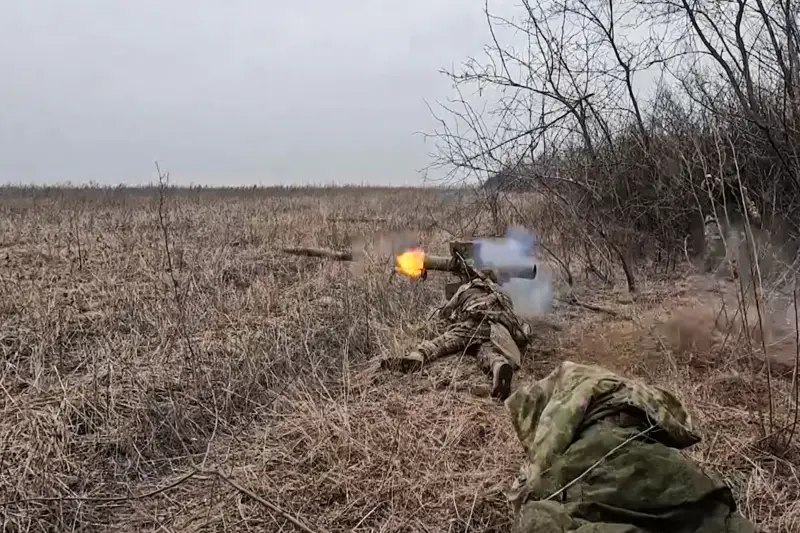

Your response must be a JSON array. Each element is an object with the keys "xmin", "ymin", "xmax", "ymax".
[{"xmin": 0, "ymin": 186, "xmax": 798, "ymax": 532}]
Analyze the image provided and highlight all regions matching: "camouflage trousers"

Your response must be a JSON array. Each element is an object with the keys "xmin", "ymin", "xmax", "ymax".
[
  {"xmin": 703, "ymin": 218, "xmax": 743, "ymax": 280},
  {"xmin": 416, "ymin": 319, "xmax": 522, "ymax": 374},
  {"xmin": 703, "ymin": 218, "xmax": 725, "ymax": 273}
]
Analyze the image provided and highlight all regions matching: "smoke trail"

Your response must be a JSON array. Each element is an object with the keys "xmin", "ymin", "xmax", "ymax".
[{"xmin": 474, "ymin": 226, "xmax": 554, "ymax": 317}]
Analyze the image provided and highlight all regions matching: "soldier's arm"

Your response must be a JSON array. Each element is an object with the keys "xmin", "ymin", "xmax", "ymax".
[
  {"xmin": 436, "ymin": 285, "xmax": 466, "ymax": 319},
  {"xmin": 505, "ymin": 362, "xmax": 602, "ymax": 488},
  {"xmin": 505, "ymin": 378, "xmax": 554, "ymax": 460},
  {"xmin": 505, "ymin": 362, "xmax": 574, "ymax": 458},
  {"xmin": 528, "ymin": 377, "xmax": 597, "ymax": 477}
]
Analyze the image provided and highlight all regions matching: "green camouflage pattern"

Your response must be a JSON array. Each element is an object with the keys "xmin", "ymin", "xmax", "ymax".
[{"xmin": 504, "ymin": 361, "xmax": 756, "ymax": 533}]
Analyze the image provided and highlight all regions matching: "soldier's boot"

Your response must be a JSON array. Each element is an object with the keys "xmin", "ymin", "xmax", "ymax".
[
  {"xmin": 381, "ymin": 351, "xmax": 424, "ymax": 373},
  {"xmin": 491, "ymin": 361, "xmax": 513, "ymax": 400}
]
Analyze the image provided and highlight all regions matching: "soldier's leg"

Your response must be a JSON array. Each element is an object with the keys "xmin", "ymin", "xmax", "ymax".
[
  {"xmin": 703, "ymin": 217, "xmax": 725, "ymax": 273},
  {"xmin": 383, "ymin": 322, "xmax": 481, "ymax": 373},
  {"xmin": 418, "ymin": 322, "xmax": 480, "ymax": 360},
  {"xmin": 476, "ymin": 343, "xmax": 514, "ymax": 400}
]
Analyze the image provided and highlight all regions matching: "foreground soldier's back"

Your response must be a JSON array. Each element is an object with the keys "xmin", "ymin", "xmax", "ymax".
[{"xmin": 505, "ymin": 361, "xmax": 756, "ymax": 533}]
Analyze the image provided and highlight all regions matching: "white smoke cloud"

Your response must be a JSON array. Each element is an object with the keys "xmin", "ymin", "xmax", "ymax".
[{"xmin": 474, "ymin": 226, "xmax": 554, "ymax": 318}]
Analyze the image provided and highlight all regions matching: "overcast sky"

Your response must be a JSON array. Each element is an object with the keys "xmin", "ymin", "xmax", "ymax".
[{"xmin": 0, "ymin": 1, "xmax": 503, "ymax": 186}]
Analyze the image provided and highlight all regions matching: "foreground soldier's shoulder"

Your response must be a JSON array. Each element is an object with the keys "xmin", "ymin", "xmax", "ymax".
[
  {"xmin": 632, "ymin": 382, "xmax": 691, "ymax": 420},
  {"xmin": 557, "ymin": 361, "xmax": 594, "ymax": 380},
  {"xmin": 555, "ymin": 362, "xmax": 622, "ymax": 392}
]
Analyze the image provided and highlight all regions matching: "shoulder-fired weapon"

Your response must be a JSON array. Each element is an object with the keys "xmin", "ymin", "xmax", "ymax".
[{"xmin": 282, "ymin": 240, "xmax": 537, "ymax": 299}]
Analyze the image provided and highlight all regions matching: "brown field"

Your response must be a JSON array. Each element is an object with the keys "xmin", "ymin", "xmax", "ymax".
[{"xmin": 0, "ymin": 186, "xmax": 798, "ymax": 532}]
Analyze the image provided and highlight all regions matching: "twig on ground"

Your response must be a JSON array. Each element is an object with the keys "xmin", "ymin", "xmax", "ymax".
[
  {"xmin": 1, "ymin": 468, "xmax": 325, "ymax": 533},
  {"xmin": 199, "ymin": 470, "xmax": 324, "ymax": 533},
  {"xmin": 557, "ymin": 295, "xmax": 628, "ymax": 319},
  {"xmin": 0, "ymin": 469, "xmax": 200, "ymax": 507}
]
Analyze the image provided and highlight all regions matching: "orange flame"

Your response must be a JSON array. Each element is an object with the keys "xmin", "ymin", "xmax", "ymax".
[{"xmin": 396, "ymin": 247, "xmax": 426, "ymax": 279}]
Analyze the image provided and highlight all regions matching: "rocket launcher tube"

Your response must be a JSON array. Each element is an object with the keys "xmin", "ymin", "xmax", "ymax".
[
  {"xmin": 280, "ymin": 247, "xmax": 355, "ymax": 261},
  {"xmin": 280, "ymin": 246, "xmax": 536, "ymax": 279},
  {"xmin": 281, "ymin": 246, "xmax": 454, "ymax": 272}
]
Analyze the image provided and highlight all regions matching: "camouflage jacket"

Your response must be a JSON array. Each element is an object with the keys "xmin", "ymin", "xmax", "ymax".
[
  {"xmin": 437, "ymin": 277, "xmax": 530, "ymax": 347},
  {"xmin": 504, "ymin": 361, "xmax": 700, "ymax": 506}
]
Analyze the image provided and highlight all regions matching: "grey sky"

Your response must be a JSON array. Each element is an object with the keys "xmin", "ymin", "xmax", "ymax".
[{"xmin": 1, "ymin": 1, "xmax": 496, "ymax": 186}]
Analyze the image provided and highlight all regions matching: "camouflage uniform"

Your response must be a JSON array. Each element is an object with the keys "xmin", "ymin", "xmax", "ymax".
[
  {"xmin": 505, "ymin": 361, "xmax": 755, "ymax": 533},
  {"xmin": 701, "ymin": 174, "xmax": 762, "ymax": 278},
  {"xmin": 703, "ymin": 214, "xmax": 725, "ymax": 273},
  {"xmin": 384, "ymin": 277, "xmax": 530, "ymax": 400}
]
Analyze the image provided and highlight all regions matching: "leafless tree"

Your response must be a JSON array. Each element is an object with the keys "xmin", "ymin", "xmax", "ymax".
[
  {"xmin": 424, "ymin": 0, "xmax": 800, "ymax": 448},
  {"xmin": 426, "ymin": 0, "xmax": 800, "ymax": 292}
]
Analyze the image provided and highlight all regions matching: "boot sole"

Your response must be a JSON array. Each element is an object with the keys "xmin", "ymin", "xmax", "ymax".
[
  {"xmin": 399, "ymin": 359, "xmax": 423, "ymax": 373},
  {"xmin": 492, "ymin": 363, "xmax": 513, "ymax": 399},
  {"xmin": 380, "ymin": 357, "xmax": 423, "ymax": 373}
]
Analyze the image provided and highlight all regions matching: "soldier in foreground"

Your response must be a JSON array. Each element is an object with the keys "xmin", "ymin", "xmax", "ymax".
[
  {"xmin": 381, "ymin": 240, "xmax": 535, "ymax": 400},
  {"xmin": 504, "ymin": 361, "xmax": 756, "ymax": 533}
]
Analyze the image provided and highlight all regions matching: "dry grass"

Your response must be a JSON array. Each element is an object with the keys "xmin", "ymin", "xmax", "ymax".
[{"xmin": 0, "ymin": 186, "xmax": 797, "ymax": 532}]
